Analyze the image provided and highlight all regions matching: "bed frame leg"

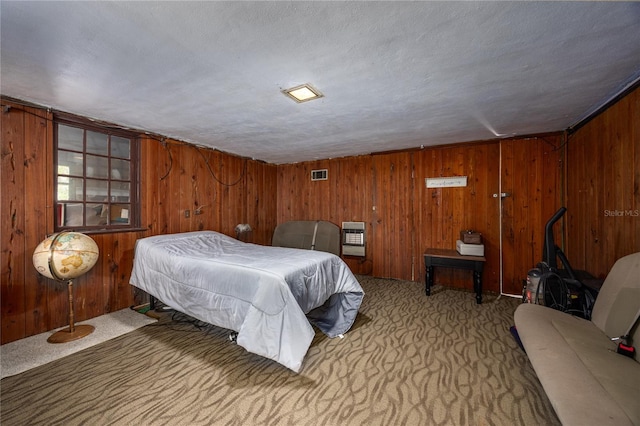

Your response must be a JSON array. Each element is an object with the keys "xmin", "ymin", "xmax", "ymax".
[{"xmin": 150, "ymin": 295, "xmax": 156, "ymax": 310}]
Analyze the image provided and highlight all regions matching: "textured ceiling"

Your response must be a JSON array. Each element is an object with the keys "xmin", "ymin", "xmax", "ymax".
[{"xmin": 2, "ymin": 1, "xmax": 640, "ymax": 164}]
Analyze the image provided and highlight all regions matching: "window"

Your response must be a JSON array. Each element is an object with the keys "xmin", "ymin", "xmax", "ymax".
[{"xmin": 54, "ymin": 118, "xmax": 139, "ymax": 232}]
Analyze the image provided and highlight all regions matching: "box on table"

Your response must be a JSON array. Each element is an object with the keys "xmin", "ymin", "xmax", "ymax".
[
  {"xmin": 456, "ymin": 240, "xmax": 485, "ymax": 256},
  {"xmin": 460, "ymin": 230, "xmax": 482, "ymax": 244}
]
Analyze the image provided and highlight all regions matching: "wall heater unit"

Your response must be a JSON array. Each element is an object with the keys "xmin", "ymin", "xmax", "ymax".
[{"xmin": 342, "ymin": 222, "xmax": 365, "ymax": 256}]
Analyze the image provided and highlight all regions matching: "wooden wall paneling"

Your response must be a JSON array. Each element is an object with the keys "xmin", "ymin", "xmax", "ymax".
[
  {"xmin": 244, "ymin": 160, "xmax": 258, "ymax": 242},
  {"xmin": 413, "ymin": 150, "xmax": 428, "ymax": 279},
  {"xmin": 182, "ymin": 146, "xmax": 197, "ymax": 233},
  {"xmin": 456, "ymin": 143, "xmax": 499, "ymax": 292},
  {"xmin": 198, "ymin": 147, "xmax": 213, "ymax": 232},
  {"xmin": 585, "ymin": 120, "xmax": 606, "ymax": 273},
  {"xmin": 302, "ymin": 160, "xmax": 331, "ymax": 222},
  {"xmin": 602, "ymin": 111, "xmax": 618, "ymax": 265},
  {"xmin": 515, "ymin": 139, "xmax": 532, "ymax": 278},
  {"xmin": 436, "ymin": 148, "xmax": 458, "ymax": 286},
  {"xmin": 186, "ymin": 146, "xmax": 202, "ymax": 232},
  {"xmin": 190, "ymin": 146, "xmax": 213, "ymax": 233},
  {"xmin": 238, "ymin": 157, "xmax": 250, "ymax": 235},
  {"xmin": 565, "ymin": 130, "xmax": 590, "ymax": 270},
  {"xmin": 318, "ymin": 160, "xmax": 334, "ymax": 222},
  {"xmin": 163, "ymin": 141, "xmax": 178, "ymax": 233},
  {"xmin": 198, "ymin": 148, "xmax": 218, "ymax": 233},
  {"xmin": 539, "ymin": 135, "xmax": 564, "ymax": 264},
  {"xmin": 246, "ymin": 161, "xmax": 277, "ymax": 245},
  {"xmin": 589, "ymin": 112, "xmax": 613, "ymax": 272},
  {"xmin": 475, "ymin": 142, "xmax": 501, "ymax": 290},
  {"xmin": 608, "ymin": 101, "xmax": 635, "ymax": 257},
  {"xmin": 261, "ymin": 163, "xmax": 279, "ymax": 245},
  {"xmin": 1, "ymin": 102, "xmax": 27, "ymax": 343},
  {"xmin": 507, "ymin": 138, "xmax": 533, "ymax": 295},
  {"xmin": 277, "ymin": 160, "xmax": 332, "ymax": 224},
  {"xmin": 329, "ymin": 159, "xmax": 343, "ymax": 225},
  {"xmin": 567, "ymin": 87, "xmax": 639, "ymax": 278},
  {"xmin": 113, "ymin": 232, "xmax": 139, "ymax": 310},
  {"xmin": 148, "ymin": 137, "xmax": 171, "ymax": 235},
  {"xmin": 333, "ymin": 156, "xmax": 374, "ymax": 275},
  {"xmin": 139, "ymin": 136, "xmax": 155, "ymax": 233},
  {"xmin": 423, "ymin": 150, "xmax": 442, "ymax": 248},
  {"xmin": 500, "ymin": 140, "xmax": 516, "ymax": 294},
  {"xmin": 449, "ymin": 147, "xmax": 475, "ymax": 288},
  {"xmin": 99, "ymin": 235, "xmax": 114, "ymax": 313},
  {"xmin": 414, "ymin": 143, "xmax": 500, "ymax": 293},
  {"xmin": 450, "ymin": 149, "xmax": 466, "ymax": 243},
  {"xmin": 165, "ymin": 142, "xmax": 182, "ymax": 234},
  {"xmin": 530, "ymin": 139, "xmax": 545, "ymax": 262},
  {"xmin": 81, "ymin": 235, "xmax": 103, "ymax": 320},
  {"xmin": 206, "ymin": 149, "xmax": 224, "ymax": 232},
  {"xmin": 23, "ymin": 106, "xmax": 52, "ymax": 336},
  {"xmin": 429, "ymin": 150, "xmax": 447, "ymax": 248},
  {"xmin": 221, "ymin": 153, "xmax": 247, "ymax": 236},
  {"xmin": 257, "ymin": 161, "xmax": 276, "ymax": 245},
  {"xmin": 277, "ymin": 163, "xmax": 301, "ymax": 223},
  {"xmin": 371, "ymin": 152, "xmax": 413, "ymax": 280},
  {"xmin": 97, "ymin": 232, "xmax": 137, "ymax": 315},
  {"xmin": 500, "ymin": 136, "xmax": 563, "ymax": 295},
  {"xmin": 265, "ymin": 162, "xmax": 279, "ymax": 243},
  {"xmin": 292, "ymin": 162, "xmax": 312, "ymax": 221},
  {"xmin": 370, "ymin": 154, "xmax": 388, "ymax": 278}
]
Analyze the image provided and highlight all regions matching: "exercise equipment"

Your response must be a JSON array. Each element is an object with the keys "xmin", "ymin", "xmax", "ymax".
[{"xmin": 522, "ymin": 207, "xmax": 598, "ymax": 320}]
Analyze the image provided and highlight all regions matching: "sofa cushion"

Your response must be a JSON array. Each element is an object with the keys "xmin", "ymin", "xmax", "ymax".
[
  {"xmin": 591, "ymin": 252, "xmax": 640, "ymax": 353},
  {"xmin": 515, "ymin": 303, "xmax": 640, "ymax": 426}
]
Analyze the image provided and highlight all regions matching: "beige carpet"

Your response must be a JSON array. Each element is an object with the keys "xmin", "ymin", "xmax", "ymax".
[
  {"xmin": 0, "ymin": 277, "xmax": 559, "ymax": 425},
  {"xmin": 0, "ymin": 307, "xmax": 157, "ymax": 379}
]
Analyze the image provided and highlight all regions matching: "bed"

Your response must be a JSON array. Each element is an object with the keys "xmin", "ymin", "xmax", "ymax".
[{"xmin": 130, "ymin": 230, "xmax": 364, "ymax": 372}]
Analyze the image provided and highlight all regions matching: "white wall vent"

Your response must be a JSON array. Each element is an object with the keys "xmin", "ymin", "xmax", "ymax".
[{"xmin": 311, "ymin": 169, "xmax": 328, "ymax": 181}]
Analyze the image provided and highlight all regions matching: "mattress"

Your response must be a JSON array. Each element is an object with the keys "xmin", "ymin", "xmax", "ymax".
[{"xmin": 130, "ymin": 231, "xmax": 364, "ymax": 372}]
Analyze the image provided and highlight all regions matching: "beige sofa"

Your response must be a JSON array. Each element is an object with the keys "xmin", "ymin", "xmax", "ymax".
[
  {"xmin": 514, "ymin": 252, "xmax": 640, "ymax": 426},
  {"xmin": 271, "ymin": 220, "xmax": 341, "ymax": 256}
]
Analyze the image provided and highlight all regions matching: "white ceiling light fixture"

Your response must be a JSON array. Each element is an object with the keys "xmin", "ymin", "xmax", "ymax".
[{"xmin": 282, "ymin": 83, "xmax": 323, "ymax": 103}]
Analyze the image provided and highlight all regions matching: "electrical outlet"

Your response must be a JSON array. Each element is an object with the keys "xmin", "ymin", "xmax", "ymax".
[{"xmin": 184, "ymin": 209, "xmax": 190, "ymax": 218}]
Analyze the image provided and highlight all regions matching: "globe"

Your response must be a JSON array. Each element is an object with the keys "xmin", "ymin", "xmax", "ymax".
[{"xmin": 33, "ymin": 232, "xmax": 99, "ymax": 281}]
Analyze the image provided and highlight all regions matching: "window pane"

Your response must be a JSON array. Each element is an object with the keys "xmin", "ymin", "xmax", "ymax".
[
  {"xmin": 58, "ymin": 150, "xmax": 84, "ymax": 176},
  {"xmin": 111, "ymin": 181, "xmax": 130, "ymax": 202},
  {"xmin": 86, "ymin": 154, "xmax": 109, "ymax": 179},
  {"xmin": 111, "ymin": 158, "xmax": 130, "ymax": 180},
  {"xmin": 58, "ymin": 125, "xmax": 84, "ymax": 151},
  {"xmin": 110, "ymin": 204, "xmax": 130, "ymax": 224},
  {"xmin": 111, "ymin": 136, "xmax": 130, "ymax": 159},
  {"xmin": 86, "ymin": 203, "xmax": 107, "ymax": 226},
  {"xmin": 87, "ymin": 131, "xmax": 108, "ymax": 155},
  {"xmin": 62, "ymin": 203, "xmax": 84, "ymax": 226},
  {"xmin": 86, "ymin": 179, "xmax": 108, "ymax": 202},
  {"xmin": 58, "ymin": 177, "xmax": 84, "ymax": 201}
]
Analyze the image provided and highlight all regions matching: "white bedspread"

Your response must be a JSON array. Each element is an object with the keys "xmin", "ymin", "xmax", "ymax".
[{"xmin": 130, "ymin": 231, "xmax": 364, "ymax": 372}]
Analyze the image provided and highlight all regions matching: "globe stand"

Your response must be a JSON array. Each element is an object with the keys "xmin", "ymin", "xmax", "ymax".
[{"xmin": 47, "ymin": 280, "xmax": 94, "ymax": 343}]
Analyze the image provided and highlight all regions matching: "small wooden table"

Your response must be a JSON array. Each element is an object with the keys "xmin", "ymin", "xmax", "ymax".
[{"xmin": 424, "ymin": 248, "xmax": 486, "ymax": 304}]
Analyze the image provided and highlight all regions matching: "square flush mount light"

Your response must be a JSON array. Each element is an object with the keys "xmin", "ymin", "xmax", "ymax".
[{"xmin": 282, "ymin": 83, "xmax": 323, "ymax": 103}]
